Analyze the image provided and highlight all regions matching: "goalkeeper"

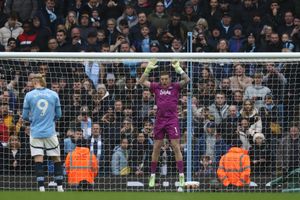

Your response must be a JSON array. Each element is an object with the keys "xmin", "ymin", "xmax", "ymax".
[{"xmin": 138, "ymin": 60, "xmax": 190, "ymax": 187}]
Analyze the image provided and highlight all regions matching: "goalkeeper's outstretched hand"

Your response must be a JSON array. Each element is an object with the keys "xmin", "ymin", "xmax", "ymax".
[
  {"xmin": 144, "ymin": 59, "xmax": 158, "ymax": 75},
  {"xmin": 172, "ymin": 61, "xmax": 184, "ymax": 74}
]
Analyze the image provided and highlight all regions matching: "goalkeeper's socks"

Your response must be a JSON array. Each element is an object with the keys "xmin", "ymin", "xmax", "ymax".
[
  {"xmin": 150, "ymin": 161, "xmax": 158, "ymax": 174},
  {"xmin": 176, "ymin": 161, "xmax": 184, "ymax": 173}
]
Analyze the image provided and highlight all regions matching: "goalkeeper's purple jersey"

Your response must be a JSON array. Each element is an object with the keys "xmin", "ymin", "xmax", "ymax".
[{"xmin": 150, "ymin": 82, "xmax": 181, "ymax": 119}]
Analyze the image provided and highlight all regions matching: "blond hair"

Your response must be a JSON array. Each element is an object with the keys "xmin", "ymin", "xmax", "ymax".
[{"xmin": 33, "ymin": 73, "xmax": 47, "ymax": 87}]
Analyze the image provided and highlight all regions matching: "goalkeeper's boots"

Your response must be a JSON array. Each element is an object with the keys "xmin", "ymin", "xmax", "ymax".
[
  {"xmin": 149, "ymin": 175, "xmax": 156, "ymax": 188},
  {"xmin": 39, "ymin": 186, "xmax": 45, "ymax": 192},
  {"xmin": 57, "ymin": 185, "xmax": 64, "ymax": 192},
  {"xmin": 179, "ymin": 174, "xmax": 185, "ymax": 187}
]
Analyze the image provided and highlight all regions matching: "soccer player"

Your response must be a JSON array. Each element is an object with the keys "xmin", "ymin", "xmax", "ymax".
[
  {"xmin": 22, "ymin": 74, "xmax": 64, "ymax": 192},
  {"xmin": 138, "ymin": 60, "xmax": 190, "ymax": 187}
]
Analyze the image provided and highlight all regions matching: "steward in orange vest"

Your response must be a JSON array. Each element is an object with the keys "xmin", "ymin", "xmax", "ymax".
[
  {"xmin": 65, "ymin": 139, "xmax": 98, "ymax": 188},
  {"xmin": 217, "ymin": 139, "xmax": 251, "ymax": 186}
]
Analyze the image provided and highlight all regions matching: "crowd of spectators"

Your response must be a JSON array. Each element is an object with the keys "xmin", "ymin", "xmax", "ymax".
[{"xmin": 0, "ymin": 0, "xmax": 300, "ymax": 187}]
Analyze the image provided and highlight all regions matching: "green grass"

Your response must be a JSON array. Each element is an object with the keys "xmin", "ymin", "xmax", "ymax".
[{"xmin": 1, "ymin": 192, "xmax": 300, "ymax": 200}]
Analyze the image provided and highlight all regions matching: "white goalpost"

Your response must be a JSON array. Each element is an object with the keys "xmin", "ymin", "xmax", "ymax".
[{"xmin": 0, "ymin": 52, "xmax": 300, "ymax": 192}]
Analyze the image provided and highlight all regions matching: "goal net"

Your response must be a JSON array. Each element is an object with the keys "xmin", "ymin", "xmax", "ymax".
[{"xmin": 0, "ymin": 52, "xmax": 300, "ymax": 192}]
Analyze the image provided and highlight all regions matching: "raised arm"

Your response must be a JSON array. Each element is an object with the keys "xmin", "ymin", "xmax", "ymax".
[
  {"xmin": 172, "ymin": 61, "xmax": 190, "ymax": 88},
  {"xmin": 138, "ymin": 60, "xmax": 158, "ymax": 88}
]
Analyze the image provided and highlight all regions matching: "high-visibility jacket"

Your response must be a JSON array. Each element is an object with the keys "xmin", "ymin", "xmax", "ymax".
[
  {"xmin": 217, "ymin": 147, "xmax": 251, "ymax": 186},
  {"xmin": 65, "ymin": 147, "xmax": 98, "ymax": 184}
]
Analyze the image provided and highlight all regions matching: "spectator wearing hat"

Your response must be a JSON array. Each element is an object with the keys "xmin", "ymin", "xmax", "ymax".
[
  {"xmin": 149, "ymin": 39, "xmax": 160, "ymax": 52},
  {"xmin": 249, "ymin": 132, "xmax": 271, "ymax": 176},
  {"xmin": 228, "ymin": 24, "xmax": 245, "ymax": 52},
  {"xmin": 218, "ymin": 12, "xmax": 234, "ymax": 40},
  {"xmin": 240, "ymin": 32, "xmax": 259, "ymax": 52},
  {"xmin": 79, "ymin": 12, "xmax": 96, "ymax": 42},
  {"xmin": 0, "ymin": 13, "xmax": 23, "ymax": 47},
  {"xmin": 148, "ymin": 1, "xmax": 170, "ymax": 32}
]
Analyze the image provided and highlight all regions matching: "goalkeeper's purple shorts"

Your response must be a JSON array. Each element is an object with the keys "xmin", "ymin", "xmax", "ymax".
[{"xmin": 153, "ymin": 118, "xmax": 181, "ymax": 140}]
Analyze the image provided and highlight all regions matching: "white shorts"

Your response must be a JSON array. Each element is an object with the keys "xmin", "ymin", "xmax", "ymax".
[{"xmin": 30, "ymin": 135, "xmax": 61, "ymax": 157}]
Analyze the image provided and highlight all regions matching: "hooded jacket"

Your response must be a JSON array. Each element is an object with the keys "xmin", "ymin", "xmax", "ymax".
[
  {"xmin": 217, "ymin": 147, "xmax": 251, "ymax": 186},
  {"xmin": 0, "ymin": 21, "xmax": 23, "ymax": 46},
  {"xmin": 65, "ymin": 147, "xmax": 98, "ymax": 184}
]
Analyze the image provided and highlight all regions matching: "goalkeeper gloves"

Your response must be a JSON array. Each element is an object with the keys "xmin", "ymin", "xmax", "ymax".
[
  {"xmin": 172, "ymin": 61, "xmax": 184, "ymax": 75},
  {"xmin": 144, "ymin": 59, "xmax": 158, "ymax": 75}
]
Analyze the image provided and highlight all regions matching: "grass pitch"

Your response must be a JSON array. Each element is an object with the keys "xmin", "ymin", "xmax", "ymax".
[{"xmin": 1, "ymin": 192, "xmax": 300, "ymax": 200}]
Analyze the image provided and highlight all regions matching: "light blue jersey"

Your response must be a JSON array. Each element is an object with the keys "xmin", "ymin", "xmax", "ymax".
[{"xmin": 22, "ymin": 88, "xmax": 62, "ymax": 138}]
